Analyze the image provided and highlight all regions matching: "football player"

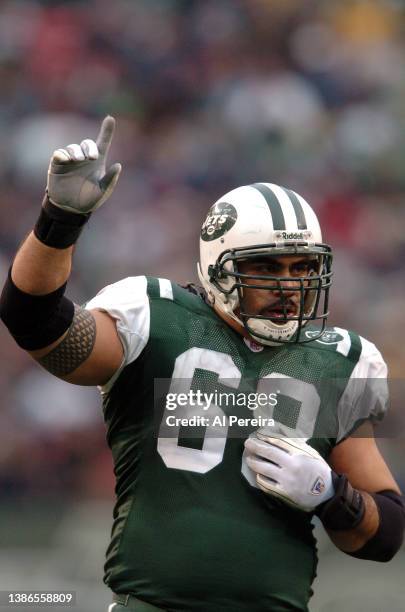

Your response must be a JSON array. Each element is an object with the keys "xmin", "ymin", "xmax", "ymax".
[{"xmin": 1, "ymin": 117, "xmax": 404, "ymax": 612}]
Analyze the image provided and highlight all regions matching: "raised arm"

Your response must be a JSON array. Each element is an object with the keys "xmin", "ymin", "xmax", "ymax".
[{"xmin": 0, "ymin": 117, "xmax": 124, "ymax": 386}]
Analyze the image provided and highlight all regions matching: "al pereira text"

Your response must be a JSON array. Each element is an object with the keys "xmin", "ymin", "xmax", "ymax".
[{"xmin": 165, "ymin": 415, "xmax": 275, "ymax": 427}]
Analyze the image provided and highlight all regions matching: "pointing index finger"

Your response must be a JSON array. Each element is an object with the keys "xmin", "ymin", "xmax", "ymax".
[{"xmin": 96, "ymin": 115, "xmax": 116, "ymax": 156}]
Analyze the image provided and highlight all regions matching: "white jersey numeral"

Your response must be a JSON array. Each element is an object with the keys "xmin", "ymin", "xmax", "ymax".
[
  {"xmin": 157, "ymin": 348, "xmax": 320, "ymax": 479},
  {"xmin": 157, "ymin": 348, "xmax": 240, "ymax": 473}
]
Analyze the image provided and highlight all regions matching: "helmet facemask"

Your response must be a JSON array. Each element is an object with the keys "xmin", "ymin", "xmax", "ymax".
[{"xmin": 207, "ymin": 244, "xmax": 333, "ymax": 345}]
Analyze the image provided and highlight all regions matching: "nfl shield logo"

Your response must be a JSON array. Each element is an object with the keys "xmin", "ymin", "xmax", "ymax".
[{"xmin": 311, "ymin": 477, "xmax": 325, "ymax": 495}]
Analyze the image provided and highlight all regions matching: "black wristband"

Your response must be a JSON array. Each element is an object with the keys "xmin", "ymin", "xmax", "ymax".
[
  {"xmin": 315, "ymin": 472, "xmax": 365, "ymax": 531},
  {"xmin": 34, "ymin": 194, "xmax": 91, "ymax": 248}
]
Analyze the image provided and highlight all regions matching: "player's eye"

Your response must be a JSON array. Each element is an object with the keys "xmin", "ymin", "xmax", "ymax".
[
  {"xmin": 254, "ymin": 263, "xmax": 279, "ymax": 274},
  {"xmin": 290, "ymin": 261, "xmax": 313, "ymax": 275}
]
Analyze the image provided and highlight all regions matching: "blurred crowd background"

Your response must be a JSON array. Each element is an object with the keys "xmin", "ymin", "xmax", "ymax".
[{"xmin": 0, "ymin": 1, "xmax": 405, "ymax": 610}]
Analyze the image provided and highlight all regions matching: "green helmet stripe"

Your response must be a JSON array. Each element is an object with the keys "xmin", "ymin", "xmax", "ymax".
[
  {"xmin": 251, "ymin": 183, "xmax": 286, "ymax": 230},
  {"xmin": 282, "ymin": 187, "xmax": 308, "ymax": 230}
]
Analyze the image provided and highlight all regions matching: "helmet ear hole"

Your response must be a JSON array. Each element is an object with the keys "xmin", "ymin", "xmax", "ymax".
[{"xmin": 208, "ymin": 264, "xmax": 216, "ymax": 280}]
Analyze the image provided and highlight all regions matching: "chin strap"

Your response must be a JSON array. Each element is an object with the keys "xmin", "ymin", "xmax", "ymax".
[{"xmin": 245, "ymin": 316, "xmax": 298, "ymax": 345}]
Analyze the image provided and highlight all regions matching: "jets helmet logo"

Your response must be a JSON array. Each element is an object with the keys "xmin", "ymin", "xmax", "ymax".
[{"xmin": 201, "ymin": 202, "xmax": 237, "ymax": 242}]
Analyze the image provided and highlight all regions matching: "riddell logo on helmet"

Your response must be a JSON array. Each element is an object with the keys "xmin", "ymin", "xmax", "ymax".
[{"xmin": 281, "ymin": 231, "xmax": 304, "ymax": 240}]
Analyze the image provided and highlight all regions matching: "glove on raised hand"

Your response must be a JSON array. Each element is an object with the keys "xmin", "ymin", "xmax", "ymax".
[
  {"xmin": 47, "ymin": 115, "xmax": 121, "ymax": 214},
  {"xmin": 244, "ymin": 431, "xmax": 335, "ymax": 512}
]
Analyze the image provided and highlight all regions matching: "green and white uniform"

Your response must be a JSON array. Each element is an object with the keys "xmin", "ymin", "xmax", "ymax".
[{"xmin": 86, "ymin": 277, "xmax": 387, "ymax": 612}]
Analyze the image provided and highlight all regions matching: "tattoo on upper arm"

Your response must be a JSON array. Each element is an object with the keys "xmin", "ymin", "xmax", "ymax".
[{"xmin": 39, "ymin": 305, "xmax": 96, "ymax": 377}]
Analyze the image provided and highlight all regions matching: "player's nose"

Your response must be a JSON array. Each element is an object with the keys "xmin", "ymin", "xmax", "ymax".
[{"xmin": 273, "ymin": 277, "xmax": 301, "ymax": 296}]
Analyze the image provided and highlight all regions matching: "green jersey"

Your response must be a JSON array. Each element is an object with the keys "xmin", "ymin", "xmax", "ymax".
[{"xmin": 85, "ymin": 276, "xmax": 387, "ymax": 612}]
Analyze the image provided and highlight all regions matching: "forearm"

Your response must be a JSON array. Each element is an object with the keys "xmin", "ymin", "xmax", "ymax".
[
  {"xmin": 0, "ymin": 202, "xmax": 83, "ymax": 351},
  {"xmin": 324, "ymin": 488, "xmax": 405, "ymax": 562},
  {"xmin": 326, "ymin": 491, "xmax": 378, "ymax": 553},
  {"xmin": 12, "ymin": 230, "xmax": 74, "ymax": 295}
]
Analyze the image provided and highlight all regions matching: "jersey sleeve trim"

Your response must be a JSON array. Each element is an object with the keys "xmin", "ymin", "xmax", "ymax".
[
  {"xmin": 333, "ymin": 327, "xmax": 352, "ymax": 357},
  {"xmin": 158, "ymin": 278, "xmax": 173, "ymax": 300},
  {"xmin": 146, "ymin": 276, "xmax": 174, "ymax": 301},
  {"xmin": 85, "ymin": 276, "xmax": 150, "ymax": 393},
  {"xmin": 336, "ymin": 336, "xmax": 388, "ymax": 443}
]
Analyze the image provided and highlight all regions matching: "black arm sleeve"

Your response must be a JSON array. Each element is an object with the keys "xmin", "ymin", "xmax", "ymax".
[
  {"xmin": 349, "ymin": 490, "xmax": 405, "ymax": 562},
  {"xmin": 0, "ymin": 268, "xmax": 74, "ymax": 350}
]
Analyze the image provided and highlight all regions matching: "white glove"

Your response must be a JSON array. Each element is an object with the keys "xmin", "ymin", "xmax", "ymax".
[
  {"xmin": 47, "ymin": 115, "xmax": 122, "ymax": 214},
  {"xmin": 244, "ymin": 431, "xmax": 335, "ymax": 511}
]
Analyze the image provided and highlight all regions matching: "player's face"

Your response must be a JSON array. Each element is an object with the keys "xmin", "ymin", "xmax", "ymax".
[{"xmin": 237, "ymin": 255, "xmax": 316, "ymax": 322}]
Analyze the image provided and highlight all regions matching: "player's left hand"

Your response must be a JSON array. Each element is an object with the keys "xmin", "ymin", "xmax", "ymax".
[{"xmin": 244, "ymin": 431, "xmax": 335, "ymax": 512}]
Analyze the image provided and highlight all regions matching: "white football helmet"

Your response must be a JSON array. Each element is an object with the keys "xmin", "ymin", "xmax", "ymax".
[{"xmin": 197, "ymin": 182, "xmax": 332, "ymax": 345}]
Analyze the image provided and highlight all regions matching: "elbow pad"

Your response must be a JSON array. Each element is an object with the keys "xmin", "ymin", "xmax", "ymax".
[
  {"xmin": 0, "ymin": 268, "xmax": 74, "ymax": 350},
  {"xmin": 350, "ymin": 490, "xmax": 405, "ymax": 562}
]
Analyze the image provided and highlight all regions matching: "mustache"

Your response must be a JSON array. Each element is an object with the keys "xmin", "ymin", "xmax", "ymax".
[{"xmin": 259, "ymin": 299, "xmax": 298, "ymax": 315}]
